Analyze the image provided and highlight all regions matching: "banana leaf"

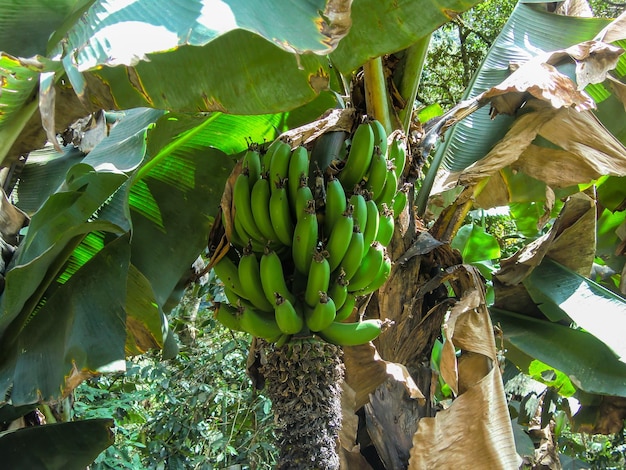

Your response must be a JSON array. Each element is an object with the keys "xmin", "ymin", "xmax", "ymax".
[
  {"xmin": 0, "ymin": 418, "xmax": 114, "ymax": 470},
  {"xmin": 432, "ymin": 2, "xmax": 612, "ymax": 174},
  {"xmin": 330, "ymin": 0, "xmax": 482, "ymax": 73},
  {"xmin": 524, "ymin": 257, "xmax": 626, "ymax": 362},
  {"xmin": 491, "ymin": 307, "xmax": 626, "ymax": 397}
]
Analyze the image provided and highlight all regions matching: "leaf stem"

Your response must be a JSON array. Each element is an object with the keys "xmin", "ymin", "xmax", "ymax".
[
  {"xmin": 397, "ymin": 35, "xmax": 432, "ymax": 135},
  {"xmin": 363, "ymin": 57, "xmax": 392, "ymax": 133}
]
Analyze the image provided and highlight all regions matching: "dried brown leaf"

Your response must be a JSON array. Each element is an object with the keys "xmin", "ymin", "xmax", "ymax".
[
  {"xmin": 343, "ymin": 341, "xmax": 423, "ymax": 410},
  {"xmin": 565, "ymin": 41, "xmax": 623, "ymax": 89},
  {"xmin": 408, "ymin": 279, "xmax": 520, "ymax": 469},
  {"xmin": 495, "ymin": 192, "xmax": 595, "ymax": 287},
  {"xmin": 458, "ymin": 102, "xmax": 626, "ymax": 196},
  {"xmin": 594, "ymin": 10, "xmax": 626, "ymax": 44}
]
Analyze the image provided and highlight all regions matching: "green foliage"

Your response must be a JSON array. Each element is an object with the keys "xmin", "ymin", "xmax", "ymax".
[
  {"xmin": 418, "ymin": 0, "xmax": 516, "ymax": 108},
  {"xmin": 74, "ymin": 305, "xmax": 277, "ymax": 469}
]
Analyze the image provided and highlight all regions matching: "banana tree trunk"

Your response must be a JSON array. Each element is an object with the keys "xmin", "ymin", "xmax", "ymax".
[{"xmin": 261, "ymin": 339, "xmax": 344, "ymax": 469}]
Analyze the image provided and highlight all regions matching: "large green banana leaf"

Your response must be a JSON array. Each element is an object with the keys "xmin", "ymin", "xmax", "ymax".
[
  {"xmin": 0, "ymin": 418, "xmax": 114, "ymax": 470},
  {"xmin": 491, "ymin": 308, "xmax": 626, "ymax": 397},
  {"xmin": 1, "ymin": 0, "xmax": 486, "ymax": 167},
  {"xmin": 0, "ymin": 106, "xmax": 291, "ymax": 405},
  {"xmin": 524, "ymin": 257, "xmax": 626, "ymax": 362}
]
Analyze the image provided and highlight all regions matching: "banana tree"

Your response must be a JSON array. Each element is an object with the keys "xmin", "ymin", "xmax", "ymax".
[{"xmin": 0, "ymin": 0, "xmax": 624, "ymax": 468}]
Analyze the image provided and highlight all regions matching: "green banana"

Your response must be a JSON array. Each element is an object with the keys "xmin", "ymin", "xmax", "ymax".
[
  {"xmin": 338, "ymin": 122, "xmax": 375, "ymax": 189},
  {"xmin": 292, "ymin": 199, "xmax": 319, "ymax": 275},
  {"xmin": 233, "ymin": 170, "xmax": 265, "ymax": 243},
  {"xmin": 362, "ymin": 198, "xmax": 380, "ymax": 255},
  {"xmin": 274, "ymin": 294, "xmax": 304, "ymax": 335},
  {"xmin": 233, "ymin": 217, "xmax": 266, "ymax": 253},
  {"xmin": 305, "ymin": 291, "xmax": 337, "ymax": 332},
  {"xmin": 363, "ymin": 147, "xmax": 388, "ymax": 201},
  {"xmin": 317, "ymin": 319, "xmax": 383, "ymax": 346},
  {"xmin": 349, "ymin": 191, "xmax": 367, "ymax": 232},
  {"xmin": 338, "ymin": 227, "xmax": 364, "ymax": 281},
  {"xmin": 275, "ymin": 333, "xmax": 291, "ymax": 348},
  {"xmin": 269, "ymin": 178, "xmax": 294, "ymax": 246},
  {"xmin": 347, "ymin": 242, "xmax": 385, "ymax": 292},
  {"xmin": 325, "ymin": 208, "xmax": 354, "ymax": 272},
  {"xmin": 223, "ymin": 285, "xmax": 245, "ymax": 307},
  {"xmin": 239, "ymin": 305, "xmax": 283, "ymax": 340},
  {"xmin": 268, "ymin": 140, "xmax": 292, "ymax": 193},
  {"xmin": 242, "ymin": 146, "xmax": 262, "ymax": 186},
  {"xmin": 353, "ymin": 253, "xmax": 392, "ymax": 296},
  {"xmin": 323, "ymin": 175, "xmax": 347, "ymax": 236},
  {"xmin": 334, "ymin": 293, "xmax": 356, "ymax": 322},
  {"xmin": 376, "ymin": 164, "xmax": 398, "ymax": 208},
  {"xmin": 305, "ymin": 250, "xmax": 331, "ymax": 308},
  {"xmin": 238, "ymin": 245, "xmax": 275, "ymax": 312},
  {"xmin": 392, "ymin": 183, "xmax": 410, "ymax": 216},
  {"xmin": 213, "ymin": 254, "xmax": 247, "ymax": 300},
  {"xmin": 214, "ymin": 302, "xmax": 245, "ymax": 332},
  {"xmin": 375, "ymin": 205, "xmax": 394, "ymax": 247},
  {"xmin": 288, "ymin": 146, "xmax": 310, "ymax": 210},
  {"xmin": 250, "ymin": 175, "xmax": 279, "ymax": 243},
  {"xmin": 328, "ymin": 268, "xmax": 348, "ymax": 310},
  {"xmin": 389, "ymin": 136, "xmax": 407, "ymax": 181},
  {"xmin": 295, "ymin": 181, "xmax": 314, "ymax": 218},
  {"xmin": 370, "ymin": 119, "xmax": 388, "ymax": 157},
  {"xmin": 260, "ymin": 248, "xmax": 295, "ymax": 305},
  {"xmin": 261, "ymin": 138, "xmax": 283, "ymax": 173}
]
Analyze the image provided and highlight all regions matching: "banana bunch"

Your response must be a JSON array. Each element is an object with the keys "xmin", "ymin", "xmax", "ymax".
[{"xmin": 213, "ymin": 119, "xmax": 407, "ymax": 347}]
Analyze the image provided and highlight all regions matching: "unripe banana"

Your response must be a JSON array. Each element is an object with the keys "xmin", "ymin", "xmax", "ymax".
[
  {"xmin": 389, "ymin": 136, "xmax": 407, "ymax": 181},
  {"xmin": 238, "ymin": 245, "xmax": 275, "ymax": 312},
  {"xmin": 295, "ymin": 180, "xmax": 314, "ymax": 218},
  {"xmin": 376, "ymin": 164, "xmax": 398, "ymax": 208},
  {"xmin": 338, "ymin": 227, "xmax": 365, "ymax": 281},
  {"xmin": 362, "ymin": 198, "xmax": 380, "ymax": 255},
  {"xmin": 275, "ymin": 333, "xmax": 291, "ymax": 348},
  {"xmin": 213, "ymin": 254, "xmax": 246, "ymax": 300},
  {"xmin": 250, "ymin": 175, "xmax": 279, "ymax": 243},
  {"xmin": 347, "ymin": 242, "xmax": 385, "ymax": 292},
  {"xmin": 349, "ymin": 190, "xmax": 367, "ymax": 232},
  {"xmin": 376, "ymin": 205, "xmax": 394, "ymax": 247},
  {"xmin": 334, "ymin": 293, "xmax": 356, "ymax": 321},
  {"xmin": 213, "ymin": 302, "xmax": 245, "ymax": 332},
  {"xmin": 353, "ymin": 252, "xmax": 392, "ymax": 296},
  {"xmin": 363, "ymin": 147, "xmax": 388, "ymax": 201},
  {"xmin": 239, "ymin": 305, "xmax": 283, "ymax": 340},
  {"xmin": 260, "ymin": 248, "xmax": 295, "ymax": 305},
  {"xmin": 232, "ymin": 217, "xmax": 265, "ymax": 252},
  {"xmin": 305, "ymin": 250, "xmax": 331, "ymax": 308},
  {"xmin": 288, "ymin": 146, "xmax": 310, "ymax": 210},
  {"xmin": 324, "ymin": 175, "xmax": 347, "ymax": 236},
  {"xmin": 223, "ymin": 285, "xmax": 245, "ymax": 307},
  {"xmin": 292, "ymin": 199, "xmax": 319, "ymax": 275},
  {"xmin": 242, "ymin": 146, "xmax": 262, "ymax": 186},
  {"xmin": 261, "ymin": 138, "xmax": 284, "ymax": 174},
  {"xmin": 305, "ymin": 291, "xmax": 336, "ymax": 332},
  {"xmin": 317, "ymin": 319, "xmax": 383, "ymax": 346},
  {"xmin": 370, "ymin": 119, "xmax": 388, "ymax": 157},
  {"xmin": 338, "ymin": 122, "xmax": 375, "ymax": 189},
  {"xmin": 269, "ymin": 178, "xmax": 294, "ymax": 246},
  {"xmin": 268, "ymin": 140, "xmax": 292, "ymax": 194},
  {"xmin": 274, "ymin": 293, "xmax": 304, "ymax": 335},
  {"xmin": 325, "ymin": 208, "xmax": 354, "ymax": 272},
  {"xmin": 392, "ymin": 183, "xmax": 410, "ymax": 216},
  {"xmin": 328, "ymin": 269, "xmax": 348, "ymax": 310},
  {"xmin": 233, "ymin": 170, "xmax": 265, "ymax": 243}
]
